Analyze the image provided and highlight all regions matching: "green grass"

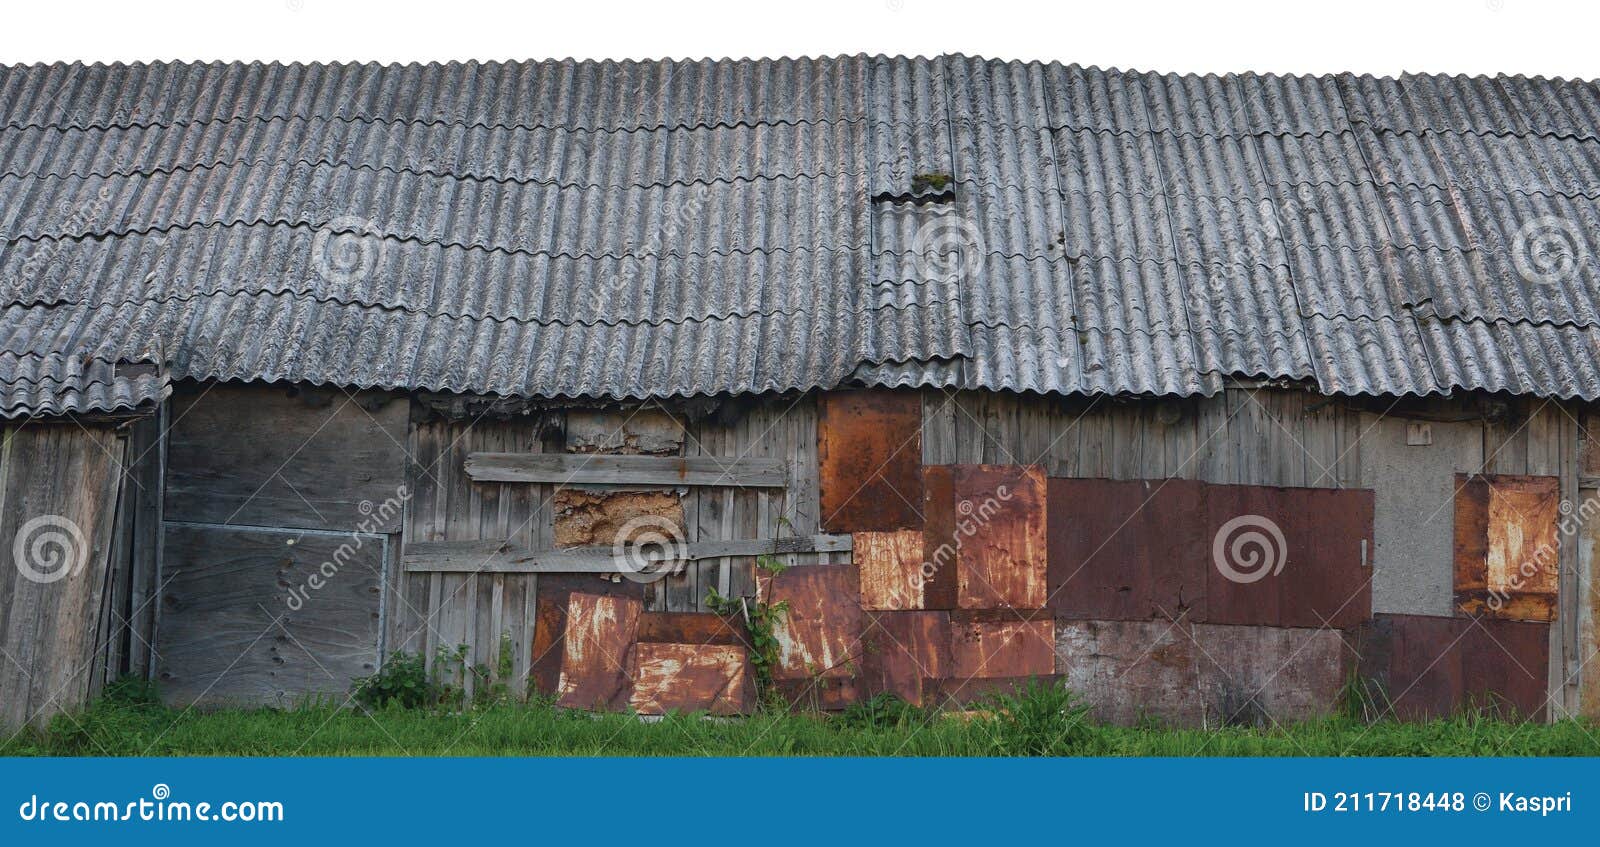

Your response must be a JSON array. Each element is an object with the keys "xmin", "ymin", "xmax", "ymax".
[{"xmin": 5, "ymin": 677, "xmax": 1599, "ymax": 757}]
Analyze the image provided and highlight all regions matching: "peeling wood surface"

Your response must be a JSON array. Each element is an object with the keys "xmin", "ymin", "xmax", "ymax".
[
  {"xmin": 566, "ymin": 410, "xmax": 684, "ymax": 455},
  {"xmin": 466, "ymin": 453, "xmax": 786, "ymax": 487},
  {"xmin": 950, "ymin": 465, "xmax": 1047, "ymax": 610},
  {"xmin": 948, "ymin": 618, "xmax": 1054, "ymax": 679},
  {"xmin": 628, "ymin": 643, "xmax": 755, "ymax": 715},
  {"xmin": 855, "ymin": 530, "xmax": 925, "ymax": 610},
  {"xmin": 404, "ymin": 535, "xmax": 850, "ymax": 573},
  {"xmin": 818, "ymin": 390, "xmax": 923, "ymax": 532},
  {"xmin": 1454, "ymin": 473, "xmax": 1561, "ymax": 621},
  {"xmin": 1356, "ymin": 613, "xmax": 1549, "ymax": 721},
  {"xmin": 554, "ymin": 592, "xmax": 641, "ymax": 710},
  {"xmin": 757, "ymin": 564, "xmax": 863, "ymax": 679},
  {"xmin": 552, "ymin": 488, "xmax": 684, "ymax": 548}
]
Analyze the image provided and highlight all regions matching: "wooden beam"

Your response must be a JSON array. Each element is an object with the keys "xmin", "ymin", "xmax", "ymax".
[
  {"xmin": 404, "ymin": 535, "xmax": 853, "ymax": 574},
  {"xmin": 464, "ymin": 452, "xmax": 787, "ymax": 487}
]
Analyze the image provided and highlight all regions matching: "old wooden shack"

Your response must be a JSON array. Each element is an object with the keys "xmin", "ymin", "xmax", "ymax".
[{"xmin": 1, "ymin": 57, "xmax": 1598, "ymax": 728}]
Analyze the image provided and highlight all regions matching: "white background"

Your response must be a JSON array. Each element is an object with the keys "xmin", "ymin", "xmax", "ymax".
[{"xmin": 0, "ymin": 0, "xmax": 1598, "ymax": 77}]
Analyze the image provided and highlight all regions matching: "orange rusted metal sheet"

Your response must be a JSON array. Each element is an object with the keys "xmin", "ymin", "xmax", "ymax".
[
  {"xmin": 948, "ymin": 617, "xmax": 1054, "ymax": 679},
  {"xmin": 757, "ymin": 564, "xmax": 863, "ymax": 679},
  {"xmin": 860, "ymin": 610, "xmax": 950, "ymax": 705},
  {"xmin": 1048, "ymin": 477, "xmax": 1208, "ymax": 621},
  {"xmin": 529, "ymin": 575, "xmax": 648, "ymax": 697},
  {"xmin": 1454, "ymin": 473, "xmax": 1561, "ymax": 621},
  {"xmin": 817, "ymin": 390, "xmax": 924, "ymax": 532},
  {"xmin": 950, "ymin": 465, "xmax": 1047, "ymax": 610},
  {"xmin": 554, "ymin": 592, "xmax": 642, "ymax": 710},
  {"xmin": 636, "ymin": 611, "xmax": 748, "ymax": 646},
  {"xmin": 1356, "ymin": 613, "xmax": 1549, "ymax": 721},
  {"xmin": 855, "ymin": 530, "xmax": 926, "ymax": 610},
  {"xmin": 627, "ymin": 643, "xmax": 755, "ymax": 715},
  {"xmin": 920, "ymin": 464, "xmax": 961, "ymax": 609}
]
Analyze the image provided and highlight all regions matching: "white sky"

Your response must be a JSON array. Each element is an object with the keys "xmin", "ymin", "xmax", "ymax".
[{"xmin": 1, "ymin": 0, "xmax": 1597, "ymax": 79}]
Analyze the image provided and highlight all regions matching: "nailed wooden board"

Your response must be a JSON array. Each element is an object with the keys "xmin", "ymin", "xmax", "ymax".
[
  {"xmin": 405, "ymin": 534, "xmax": 851, "ymax": 573},
  {"xmin": 155, "ymin": 523, "xmax": 382, "ymax": 708},
  {"xmin": 464, "ymin": 452, "xmax": 786, "ymax": 487}
]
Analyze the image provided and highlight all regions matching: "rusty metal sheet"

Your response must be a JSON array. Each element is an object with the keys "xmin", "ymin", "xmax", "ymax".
[
  {"xmin": 1191, "ymin": 623, "xmax": 1350, "ymax": 727},
  {"xmin": 757, "ymin": 564, "xmax": 863, "ymax": 679},
  {"xmin": 1055, "ymin": 618, "xmax": 1201, "ymax": 726},
  {"xmin": 951, "ymin": 465, "xmax": 1047, "ymax": 610},
  {"xmin": 529, "ymin": 575, "xmax": 648, "ymax": 697},
  {"xmin": 919, "ymin": 464, "xmax": 961, "ymax": 609},
  {"xmin": 860, "ymin": 610, "xmax": 950, "ymax": 706},
  {"xmin": 1204, "ymin": 483, "xmax": 1373, "ymax": 628},
  {"xmin": 1454, "ymin": 473, "xmax": 1560, "ymax": 621},
  {"xmin": 948, "ymin": 617, "xmax": 1055, "ymax": 679},
  {"xmin": 818, "ymin": 390, "xmax": 924, "ymax": 532},
  {"xmin": 1048, "ymin": 477, "xmax": 1207, "ymax": 621},
  {"xmin": 855, "ymin": 530, "xmax": 925, "ymax": 610},
  {"xmin": 774, "ymin": 677, "xmax": 860, "ymax": 710},
  {"xmin": 1356, "ymin": 613, "xmax": 1549, "ymax": 721},
  {"xmin": 636, "ymin": 611, "xmax": 747, "ymax": 646},
  {"xmin": 554, "ymin": 592, "xmax": 642, "ymax": 710},
  {"xmin": 627, "ymin": 642, "xmax": 755, "ymax": 715}
]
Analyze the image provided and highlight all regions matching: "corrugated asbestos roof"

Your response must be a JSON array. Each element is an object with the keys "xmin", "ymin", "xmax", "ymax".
[{"xmin": 1, "ymin": 56, "xmax": 1598, "ymax": 416}]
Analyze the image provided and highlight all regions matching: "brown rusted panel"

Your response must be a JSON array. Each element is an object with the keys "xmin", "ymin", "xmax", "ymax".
[
  {"xmin": 920, "ymin": 464, "xmax": 961, "ymax": 609},
  {"xmin": 817, "ymin": 390, "xmax": 924, "ymax": 532},
  {"xmin": 757, "ymin": 564, "xmax": 863, "ymax": 679},
  {"xmin": 1055, "ymin": 618, "xmax": 1201, "ymax": 726},
  {"xmin": 636, "ymin": 611, "xmax": 748, "ymax": 646},
  {"xmin": 860, "ymin": 610, "xmax": 950, "ymax": 706},
  {"xmin": 952, "ymin": 465, "xmax": 1048, "ymax": 609},
  {"xmin": 1048, "ymin": 477, "xmax": 1207, "ymax": 621},
  {"xmin": 855, "ymin": 530, "xmax": 925, "ymax": 610},
  {"xmin": 923, "ymin": 675, "xmax": 1065, "ymax": 708},
  {"xmin": 1356, "ymin": 613, "xmax": 1549, "ymax": 721},
  {"xmin": 552, "ymin": 488, "xmax": 684, "ymax": 548},
  {"xmin": 773, "ymin": 677, "xmax": 860, "ymax": 710},
  {"xmin": 529, "ymin": 575, "xmax": 648, "ymax": 697},
  {"xmin": 627, "ymin": 643, "xmax": 755, "ymax": 715},
  {"xmin": 948, "ymin": 618, "xmax": 1055, "ymax": 679},
  {"xmin": 1191, "ymin": 623, "xmax": 1350, "ymax": 726},
  {"xmin": 1455, "ymin": 474, "xmax": 1561, "ymax": 621},
  {"xmin": 1204, "ymin": 483, "xmax": 1373, "ymax": 628},
  {"xmin": 555, "ymin": 592, "xmax": 643, "ymax": 710}
]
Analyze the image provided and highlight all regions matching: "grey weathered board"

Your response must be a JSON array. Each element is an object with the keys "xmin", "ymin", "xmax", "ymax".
[
  {"xmin": 0, "ymin": 423, "xmax": 127, "ymax": 729},
  {"xmin": 404, "ymin": 534, "xmax": 852, "ymax": 573},
  {"xmin": 164, "ymin": 384, "xmax": 409, "ymax": 532},
  {"xmin": 155, "ymin": 523, "xmax": 383, "ymax": 708},
  {"xmin": 464, "ymin": 452, "xmax": 787, "ymax": 487}
]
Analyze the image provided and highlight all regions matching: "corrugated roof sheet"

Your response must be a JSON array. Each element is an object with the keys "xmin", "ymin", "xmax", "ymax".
[{"xmin": 1, "ymin": 55, "xmax": 1598, "ymax": 415}]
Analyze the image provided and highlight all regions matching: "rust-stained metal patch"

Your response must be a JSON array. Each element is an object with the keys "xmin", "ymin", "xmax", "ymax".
[
  {"xmin": 818, "ymin": 390, "xmax": 924, "ymax": 532},
  {"xmin": 948, "ymin": 618, "xmax": 1054, "ymax": 679},
  {"xmin": 855, "ymin": 530, "xmax": 926, "ymax": 610},
  {"xmin": 757, "ymin": 564, "xmax": 863, "ymax": 679},
  {"xmin": 636, "ymin": 611, "xmax": 747, "ymax": 646},
  {"xmin": 951, "ymin": 465, "xmax": 1047, "ymax": 610},
  {"xmin": 924, "ymin": 675, "xmax": 1065, "ymax": 708},
  {"xmin": 552, "ymin": 488, "xmax": 685, "ymax": 549},
  {"xmin": 566, "ymin": 409, "xmax": 685, "ymax": 455},
  {"xmin": 627, "ymin": 642, "xmax": 755, "ymax": 715},
  {"xmin": 1356, "ymin": 613, "xmax": 1549, "ymax": 721},
  {"xmin": 1191, "ymin": 623, "xmax": 1350, "ymax": 727},
  {"xmin": 920, "ymin": 464, "xmax": 961, "ymax": 609},
  {"xmin": 529, "ymin": 575, "xmax": 648, "ymax": 697},
  {"xmin": 1048, "ymin": 477, "xmax": 1207, "ymax": 621},
  {"xmin": 1055, "ymin": 618, "xmax": 1201, "ymax": 726},
  {"xmin": 773, "ymin": 677, "xmax": 860, "ymax": 711},
  {"xmin": 554, "ymin": 592, "xmax": 642, "ymax": 710},
  {"xmin": 1454, "ymin": 473, "xmax": 1560, "ymax": 621},
  {"xmin": 860, "ymin": 610, "xmax": 950, "ymax": 706}
]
